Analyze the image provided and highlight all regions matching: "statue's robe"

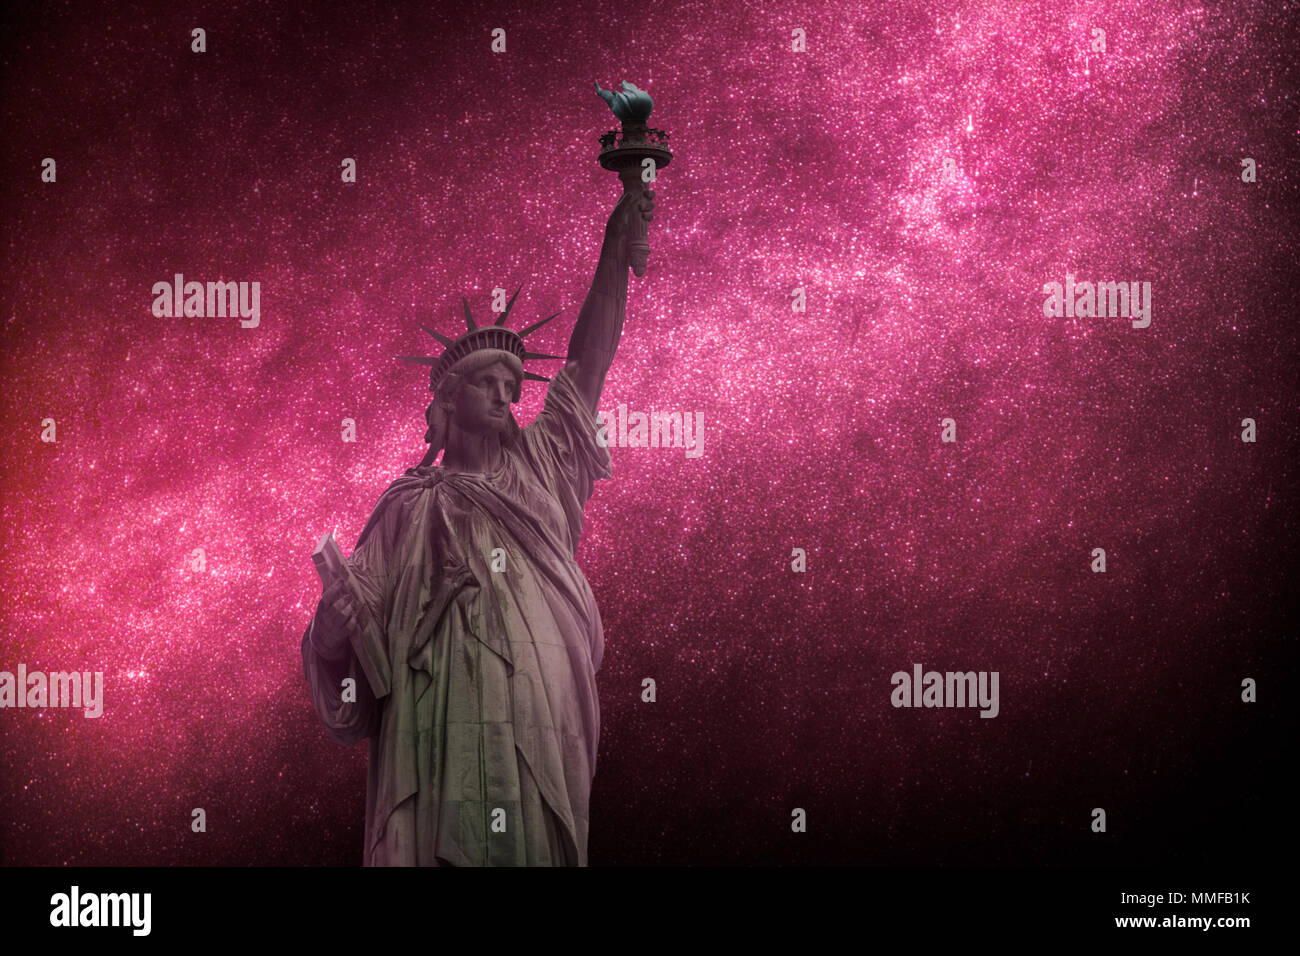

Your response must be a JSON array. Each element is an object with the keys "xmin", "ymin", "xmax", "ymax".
[{"xmin": 302, "ymin": 366, "xmax": 612, "ymax": 865}]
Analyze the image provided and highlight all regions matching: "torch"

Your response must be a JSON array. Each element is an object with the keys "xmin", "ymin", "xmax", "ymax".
[{"xmin": 595, "ymin": 80, "xmax": 672, "ymax": 277}]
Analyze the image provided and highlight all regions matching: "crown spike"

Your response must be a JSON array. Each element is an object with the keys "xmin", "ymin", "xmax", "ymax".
[
  {"xmin": 420, "ymin": 324, "xmax": 455, "ymax": 347},
  {"xmin": 402, "ymin": 288, "xmax": 556, "ymax": 396},
  {"xmin": 495, "ymin": 284, "xmax": 524, "ymax": 326},
  {"xmin": 517, "ymin": 310, "xmax": 562, "ymax": 338}
]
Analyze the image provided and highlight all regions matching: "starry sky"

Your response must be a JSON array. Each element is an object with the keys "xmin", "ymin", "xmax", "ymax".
[{"xmin": 1, "ymin": 0, "xmax": 1295, "ymax": 866}]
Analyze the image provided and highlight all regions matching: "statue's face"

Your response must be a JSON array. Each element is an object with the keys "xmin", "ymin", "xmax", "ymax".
[{"xmin": 448, "ymin": 361, "xmax": 518, "ymax": 436}]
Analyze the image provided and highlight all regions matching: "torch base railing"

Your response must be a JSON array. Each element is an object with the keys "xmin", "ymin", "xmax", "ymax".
[{"xmin": 598, "ymin": 122, "xmax": 673, "ymax": 172}]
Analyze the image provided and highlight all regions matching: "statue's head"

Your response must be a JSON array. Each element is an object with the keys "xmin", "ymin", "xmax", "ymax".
[
  {"xmin": 400, "ymin": 288, "xmax": 560, "ymax": 467},
  {"xmin": 439, "ymin": 349, "xmax": 523, "ymax": 433},
  {"xmin": 424, "ymin": 349, "xmax": 523, "ymax": 449}
]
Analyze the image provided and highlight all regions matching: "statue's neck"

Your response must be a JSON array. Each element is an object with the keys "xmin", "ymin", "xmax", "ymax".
[{"xmin": 440, "ymin": 426, "xmax": 505, "ymax": 475}]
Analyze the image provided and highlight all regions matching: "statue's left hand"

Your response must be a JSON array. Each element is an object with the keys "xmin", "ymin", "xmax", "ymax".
[{"xmin": 605, "ymin": 181, "xmax": 656, "ymax": 276}]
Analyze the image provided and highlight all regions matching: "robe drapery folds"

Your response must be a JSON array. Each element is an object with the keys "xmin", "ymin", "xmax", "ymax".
[{"xmin": 302, "ymin": 366, "xmax": 612, "ymax": 866}]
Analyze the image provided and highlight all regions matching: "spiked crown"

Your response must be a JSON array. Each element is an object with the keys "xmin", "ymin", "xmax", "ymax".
[{"xmin": 397, "ymin": 285, "xmax": 563, "ymax": 394}]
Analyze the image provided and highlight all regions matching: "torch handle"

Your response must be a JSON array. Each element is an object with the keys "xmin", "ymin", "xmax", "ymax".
[{"xmin": 618, "ymin": 167, "xmax": 652, "ymax": 277}]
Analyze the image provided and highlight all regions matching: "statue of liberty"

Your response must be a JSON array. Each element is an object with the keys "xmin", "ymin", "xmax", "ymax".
[{"xmin": 301, "ymin": 81, "xmax": 663, "ymax": 866}]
